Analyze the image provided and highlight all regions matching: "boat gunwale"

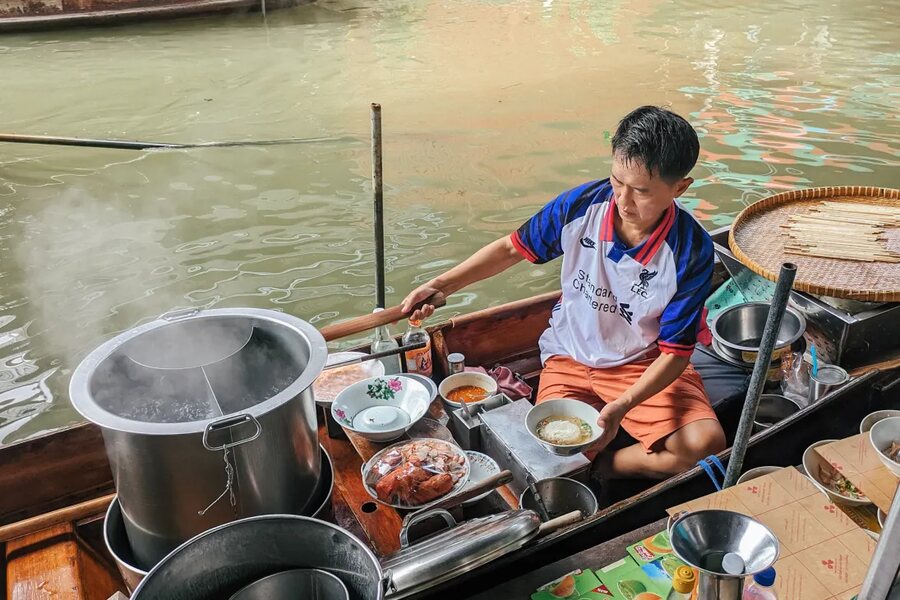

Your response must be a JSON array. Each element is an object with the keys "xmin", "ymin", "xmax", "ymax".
[{"xmin": 0, "ymin": 0, "xmax": 304, "ymax": 33}]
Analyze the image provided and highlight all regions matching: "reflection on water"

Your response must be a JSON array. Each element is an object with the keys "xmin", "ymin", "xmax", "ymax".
[{"xmin": 0, "ymin": 0, "xmax": 897, "ymax": 444}]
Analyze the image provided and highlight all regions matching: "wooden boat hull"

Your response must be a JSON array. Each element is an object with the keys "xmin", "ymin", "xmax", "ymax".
[
  {"xmin": 2, "ymin": 225, "xmax": 899, "ymax": 597},
  {"xmin": 0, "ymin": 0, "xmax": 305, "ymax": 32}
]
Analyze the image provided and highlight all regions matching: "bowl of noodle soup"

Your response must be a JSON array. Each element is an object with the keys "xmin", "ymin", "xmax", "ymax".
[{"xmin": 526, "ymin": 399, "xmax": 603, "ymax": 456}]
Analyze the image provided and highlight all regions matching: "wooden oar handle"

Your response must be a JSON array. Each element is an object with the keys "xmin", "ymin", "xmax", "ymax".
[
  {"xmin": 415, "ymin": 469, "xmax": 513, "ymax": 515},
  {"xmin": 320, "ymin": 292, "xmax": 446, "ymax": 342}
]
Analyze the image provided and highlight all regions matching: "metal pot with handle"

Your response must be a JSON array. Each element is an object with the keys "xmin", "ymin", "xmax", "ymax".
[
  {"xmin": 132, "ymin": 515, "xmax": 386, "ymax": 600},
  {"xmin": 70, "ymin": 307, "xmax": 327, "ymax": 568}
]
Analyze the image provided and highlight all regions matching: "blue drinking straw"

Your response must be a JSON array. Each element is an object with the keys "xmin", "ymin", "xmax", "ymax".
[{"xmin": 810, "ymin": 345, "xmax": 819, "ymax": 377}]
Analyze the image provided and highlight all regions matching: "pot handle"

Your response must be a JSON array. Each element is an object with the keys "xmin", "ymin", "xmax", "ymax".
[
  {"xmin": 159, "ymin": 307, "xmax": 201, "ymax": 321},
  {"xmin": 399, "ymin": 508, "xmax": 457, "ymax": 548},
  {"xmin": 666, "ymin": 510, "xmax": 689, "ymax": 538},
  {"xmin": 202, "ymin": 413, "xmax": 262, "ymax": 451}
]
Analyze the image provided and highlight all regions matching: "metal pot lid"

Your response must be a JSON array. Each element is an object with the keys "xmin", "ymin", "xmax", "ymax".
[
  {"xmin": 69, "ymin": 308, "xmax": 327, "ymax": 435},
  {"xmin": 382, "ymin": 509, "xmax": 541, "ymax": 597}
]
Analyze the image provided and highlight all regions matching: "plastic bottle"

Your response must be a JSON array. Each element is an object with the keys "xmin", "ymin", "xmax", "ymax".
[
  {"xmin": 743, "ymin": 567, "xmax": 777, "ymax": 600},
  {"xmin": 401, "ymin": 318, "xmax": 432, "ymax": 377},
  {"xmin": 370, "ymin": 308, "xmax": 401, "ymax": 375},
  {"xmin": 666, "ymin": 566, "xmax": 695, "ymax": 600}
]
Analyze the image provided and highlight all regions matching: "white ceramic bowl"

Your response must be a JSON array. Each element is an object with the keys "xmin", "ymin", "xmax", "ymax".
[
  {"xmin": 525, "ymin": 399, "xmax": 603, "ymax": 456},
  {"xmin": 462, "ymin": 451, "xmax": 501, "ymax": 506},
  {"xmin": 802, "ymin": 439, "xmax": 871, "ymax": 506},
  {"xmin": 438, "ymin": 372, "xmax": 498, "ymax": 409},
  {"xmin": 869, "ymin": 417, "xmax": 900, "ymax": 478},
  {"xmin": 401, "ymin": 372, "xmax": 439, "ymax": 404},
  {"xmin": 860, "ymin": 410, "xmax": 900, "ymax": 434},
  {"xmin": 736, "ymin": 466, "xmax": 781, "ymax": 485},
  {"xmin": 313, "ymin": 352, "xmax": 385, "ymax": 406},
  {"xmin": 332, "ymin": 375, "xmax": 430, "ymax": 442}
]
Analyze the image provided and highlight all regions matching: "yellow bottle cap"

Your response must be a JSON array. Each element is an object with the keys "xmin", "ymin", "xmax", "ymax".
[{"xmin": 673, "ymin": 566, "xmax": 696, "ymax": 593}]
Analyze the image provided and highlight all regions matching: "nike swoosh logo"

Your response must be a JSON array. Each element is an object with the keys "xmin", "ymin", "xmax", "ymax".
[{"xmin": 580, "ymin": 237, "xmax": 596, "ymax": 249}]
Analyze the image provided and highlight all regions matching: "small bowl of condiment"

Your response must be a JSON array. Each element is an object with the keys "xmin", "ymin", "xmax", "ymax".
[
  {"xmin": 525, "ymin": 399, "xmax": 603, "ymax": 456},
  {"xmin": 438, "ymin": 372, "xmax": 498, "ymax": 410},
  {"xmin": 869, "ymin": 416, "xmax": 900, "ymax": 479}
]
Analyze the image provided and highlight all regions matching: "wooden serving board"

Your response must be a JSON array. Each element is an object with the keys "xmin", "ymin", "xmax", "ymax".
[{"xmin": 327, "ymin": 396, "xmax": 519, "ymax": 555}]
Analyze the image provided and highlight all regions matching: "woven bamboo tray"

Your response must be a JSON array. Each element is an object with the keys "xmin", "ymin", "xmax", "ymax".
[{"xmin": 728, "ymin": 186, "xmax": 900, "ymax": 302}]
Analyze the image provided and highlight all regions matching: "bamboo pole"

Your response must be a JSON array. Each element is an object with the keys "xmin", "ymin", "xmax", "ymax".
[
  {"xmin": 371, "ymin": 103, "xmax": 386, "ymax": 310},
  {"xmin": 0, "ymin": 133, "xmax": 347, "ymax": 151}
]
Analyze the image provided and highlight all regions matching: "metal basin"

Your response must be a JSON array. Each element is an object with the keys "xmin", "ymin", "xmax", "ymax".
[
  {"xmin": 230, "ymin": 569, "xmax": 349, "ymax": 600},
  {"xmin": 104, "ymin": 497, "xmax": 147, "ymax": 593},
  {"xmin": 753, "ymin": 394, "xmax": 800, "ymax": 431},
  {"xmin": 104, "ymin": 445, "xmax": 336, "ymax": 590},
  {"xmin": 132, "ymin": 515, "xmax": 385, "ymax": 600},
  {"xmin": 70, "ymin": 308, "xmax": 327, "ymax": 568},
  {"xmin": 518, "ymin": 477, "xmax": 598, "ymax": 521},
  {"xmin": 711, "ymin": 302, "xmax": 806, "ymax": 366}
]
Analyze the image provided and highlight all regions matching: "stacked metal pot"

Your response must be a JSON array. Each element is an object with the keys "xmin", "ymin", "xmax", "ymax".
[{"xmin": 70, "ymin": 308, "xmax": 328, "ymax": 569}]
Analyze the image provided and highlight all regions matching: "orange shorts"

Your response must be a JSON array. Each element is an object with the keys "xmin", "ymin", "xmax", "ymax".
[{"xmin": 536, "ymin": 355, "xmax": 717, "ymax": 453}]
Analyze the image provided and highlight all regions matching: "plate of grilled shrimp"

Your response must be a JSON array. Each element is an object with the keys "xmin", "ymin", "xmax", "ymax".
[{"xmin": 361, "ymin": 438, "xmax": 470, "ymax": 509}]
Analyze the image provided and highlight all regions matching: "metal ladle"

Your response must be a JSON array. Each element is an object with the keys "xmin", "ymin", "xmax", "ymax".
[{"xmin": 526, "ymin": 475, "xmax": 551, "ymax": 522}]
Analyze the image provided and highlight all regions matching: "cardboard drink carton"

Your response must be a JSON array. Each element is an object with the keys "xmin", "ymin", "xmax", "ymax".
[
  {"xmin": 532, "ymin": 568, "xmax": 614, "ymax": 599},
  {"xmin": 595, "ymin": 556, "xmax": 671, "ymax": 600},
  {"xmin": 626, "ymin": 529, "xmax": 673, "ymax": 565}
]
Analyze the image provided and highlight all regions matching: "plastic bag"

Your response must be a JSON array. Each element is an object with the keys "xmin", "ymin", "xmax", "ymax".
[
  {"xmin": 780, "ymin": 352, "xmax": 810, "ymax": 405},
  {"xmin": 365, "ymin": 439, "xmax": 467, "ymax": 506}
]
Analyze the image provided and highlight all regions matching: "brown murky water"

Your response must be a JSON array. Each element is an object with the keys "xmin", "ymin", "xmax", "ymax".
[{"xmin": 0, "ymin": 0, "xmax": 897, "ymax": 443}]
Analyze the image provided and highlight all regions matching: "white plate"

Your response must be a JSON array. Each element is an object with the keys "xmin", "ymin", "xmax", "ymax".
[
  {"xmin": 314, "ymin": 352, "xmax": 385, "ymax": 406},
  {"xmin": 462, "ymin": 451, "xmax": 501, "ymax": 505},
  {"xmin": 361, "ymin": 438, "xmax": 470, "ymax": 510}
]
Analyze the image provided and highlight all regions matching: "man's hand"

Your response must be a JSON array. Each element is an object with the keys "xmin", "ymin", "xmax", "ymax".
[
  {"xmin": 592, "ymin": 399, "xmax": 630, "ymax": 453},
  {"xmin": 400, "ymin": 282, "xmax": 443, "ymax": 321}
]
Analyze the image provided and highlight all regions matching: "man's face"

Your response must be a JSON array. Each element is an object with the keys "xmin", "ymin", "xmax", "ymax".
[{"xmin": 609, "ymin": 153, "xmax": 692, "ymax": 231}]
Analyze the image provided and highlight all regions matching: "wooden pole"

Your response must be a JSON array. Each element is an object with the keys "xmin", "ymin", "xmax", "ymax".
[
  {"xmin": 0, "ymin": 133, "xmax": 344, "ymax": 151},
  {"xmin": 371, "ymin": 103, "xmax": 386, "ymax": 309}
]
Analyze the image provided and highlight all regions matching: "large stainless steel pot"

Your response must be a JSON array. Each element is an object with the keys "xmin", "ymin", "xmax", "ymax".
[
  {"xmin": 70, "ymin": 308, "xmax": 327, "ymax": 568},
  {"xmin": 132, "ymin": 515, "xmax": 386, "ymax": 600}
]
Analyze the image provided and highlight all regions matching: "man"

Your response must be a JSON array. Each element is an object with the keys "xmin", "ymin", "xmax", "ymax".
[{"xmin": 401, "ymin": 106, "xmax": 726, "ymax": 479}]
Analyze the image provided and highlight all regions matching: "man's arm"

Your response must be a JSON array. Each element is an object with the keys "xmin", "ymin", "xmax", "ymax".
[
  {"xmin": 592, "ymin": 352, "xmax": 690, "ymax": 450},
  {"xmin": 401, "ymin": 236, "xmax": 524, "ymax": 320}
]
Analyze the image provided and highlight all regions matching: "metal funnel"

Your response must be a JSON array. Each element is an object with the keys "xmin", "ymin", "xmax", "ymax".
[{"xmin": 670, "ymin": 510, "xmax": 779, "ymax": 600}]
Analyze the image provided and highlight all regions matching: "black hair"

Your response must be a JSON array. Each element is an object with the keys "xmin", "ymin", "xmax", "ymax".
[{"xmin": 610, "ymin": 106, "xmax": 700, "ymax": 183}]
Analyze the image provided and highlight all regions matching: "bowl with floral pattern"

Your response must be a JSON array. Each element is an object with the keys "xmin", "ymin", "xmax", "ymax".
[{"xmin": 332, "ymin": 375, "xmax": 431, "ymax": 442}]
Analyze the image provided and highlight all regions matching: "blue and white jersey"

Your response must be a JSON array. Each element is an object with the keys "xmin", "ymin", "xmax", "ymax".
[{"xmin": 511, "ymin": 179, "xmax": 713, "ymax": 368}]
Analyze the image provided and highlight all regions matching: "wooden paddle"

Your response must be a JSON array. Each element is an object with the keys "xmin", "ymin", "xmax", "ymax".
[{"xmin": 319, "ymin": 292, "xmax": 447, "ymax": 342}]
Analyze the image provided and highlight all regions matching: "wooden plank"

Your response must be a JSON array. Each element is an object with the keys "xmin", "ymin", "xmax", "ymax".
[
  {"xmin": 5, "ymin": 522, "xmax": 120, "ymax": 600},
  {"xmin": 0, "ymin": 494, "xmax": 114, "ymax": 544},
  {"xmin": 443, "ymin": 292, "xmax": 559, "ymax": 368},
  {"xmin": 0, "ymin": 424, "xmax": 113, "ymax": 527},
  {"xmin": 7, "ymin": 524, "xmax": 82, "ymax": 599},
  {"xmin": 321, "ymin": 431, "xmax": 403, "ymax": 556}
]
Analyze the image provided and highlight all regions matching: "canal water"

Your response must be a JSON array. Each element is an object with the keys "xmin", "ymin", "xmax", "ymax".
[{"xmin": 1, "ymin": 0, "xmax": 897, "ymax": 443}]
